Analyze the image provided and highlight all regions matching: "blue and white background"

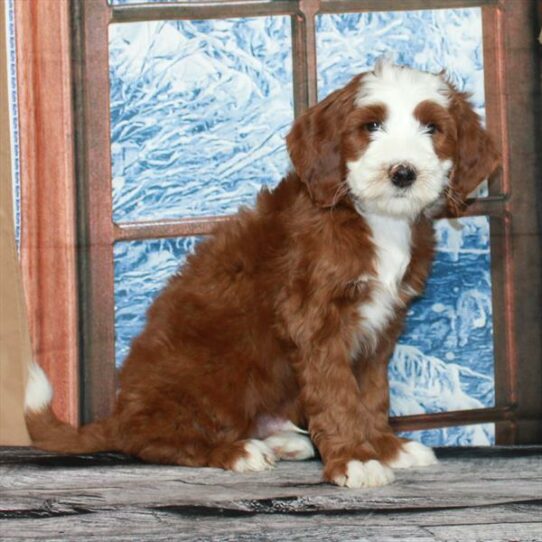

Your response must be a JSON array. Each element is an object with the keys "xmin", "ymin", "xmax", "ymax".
[
  {"xmin": 109, "ymin": 7, "xmax": 494, "ymax": 445},
  {"xmin": 6, "ymin": 0, "xmax": 20, "ymax": 244}
]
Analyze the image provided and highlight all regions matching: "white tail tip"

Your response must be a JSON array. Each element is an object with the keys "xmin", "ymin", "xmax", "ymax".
[{"xmin": 25, "ymin": 362, "xmax": 53, "ymax": 413}]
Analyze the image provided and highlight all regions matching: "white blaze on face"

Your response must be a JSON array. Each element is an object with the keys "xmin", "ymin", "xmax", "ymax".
[{"xmin": 346, "ymin": 62, "xmax": 453, "ymax": 218}]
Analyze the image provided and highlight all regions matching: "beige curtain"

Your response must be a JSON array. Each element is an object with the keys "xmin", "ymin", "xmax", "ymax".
[{"xmin": 0, "ymin": 0, "xmax": 31, "ymax": 446}]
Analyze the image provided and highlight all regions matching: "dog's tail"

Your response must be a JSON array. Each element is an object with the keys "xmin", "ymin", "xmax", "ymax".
[{"xmin": 24, "ymin": 363, "xmax": 116, "ymax": 454}]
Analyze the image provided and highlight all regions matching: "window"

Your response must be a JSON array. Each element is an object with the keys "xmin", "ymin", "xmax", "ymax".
[{"xmin": 61, "ymin": 0, "xmax": 541, "ymax": 444}]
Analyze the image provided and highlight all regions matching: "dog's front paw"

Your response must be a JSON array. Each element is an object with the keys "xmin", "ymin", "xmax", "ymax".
[
  {"xmin": 386, "ymin": 440, "xmax": 438, "ymax": 469},
  {"xmin": 326, "ymin": 459, "xmax": 394, "ymax": 488}
]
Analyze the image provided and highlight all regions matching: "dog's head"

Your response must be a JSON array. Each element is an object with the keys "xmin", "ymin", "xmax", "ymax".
[{"xmin": 286, "ymin": 61, "xmax": 500, "ymax": 218}]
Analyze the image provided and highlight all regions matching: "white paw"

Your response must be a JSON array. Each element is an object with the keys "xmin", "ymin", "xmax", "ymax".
[
  {"xmin": 387, "ymin": 441, "xmax": 438, "ymax": 469},
  {"xmin": 263, "ymin": 432, "xmax": 315, "ymax": 461},
  {"xmin": 332, "ymin": 460, "xmax": 394, "ymax": 488},
  {"xmin": 232, "ymin": 440, "xmax": 277, "ymax": 473}
]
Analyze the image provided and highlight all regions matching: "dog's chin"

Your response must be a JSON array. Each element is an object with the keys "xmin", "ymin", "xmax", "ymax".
[
  {"xmin": 347, "ymin": 173, "xmax": 448, "ymax": 220},
  {"xmin": 354, "ymin": 193, "xmax": 435, "ymax": 220}
]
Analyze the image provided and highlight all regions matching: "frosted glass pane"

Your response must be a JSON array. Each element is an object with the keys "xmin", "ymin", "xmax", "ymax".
[
  {"xmin": 113, "ymin": 7, "xmax": 496, "ymax": 446},
  {"xmin": 316, "ymin": 8, "xmax": 484, "ymax": 112},
  {"xmin": 316, "ymin": 7, "xmax": 487, "ymax": 199},
  {"xmin": 400, "ymin": 423, "xmax": 495, "ymax": 447},
  {"xmin": 114, "ymin": 237, "xmax": 200, "ymax": 366},
  {"xmin": 316, "ymin": 8, "xmax": 494, "ymax": 445},
  {"xmin": 109, "ymin": 17, "xmax": 294, "ymax": 222},
  {"xmin": 390, "ymin": 218, "xmax": 495, "ymax": 420},
  {"xmin": 113, "ymin": 219, "xmax": 495, "ymax": 445}
]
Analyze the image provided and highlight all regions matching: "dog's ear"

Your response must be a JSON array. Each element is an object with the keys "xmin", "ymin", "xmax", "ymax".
[
  {"xmin": 447, "ymin": 91, "xmax": 500, "ymax": 215},
  {"xmin": 286, "ymin": 80, "xmax": 358, "ymax": 207}
]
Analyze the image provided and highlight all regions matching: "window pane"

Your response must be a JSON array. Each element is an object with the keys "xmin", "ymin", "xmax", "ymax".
[
  {"xmin": 114, "ymin": 237, "xmax": 200, "ymax": 366},
  {"xmin": 113, "ymin": 7, "xmax": 496, "ymax": 446},
  {"xmin": 109, "ymin": 17, "xmax": 294, "ymax": 222},
  {"xmin": 316, "ymin": 8, "xmax": 495, "ymax": 445},
  {"xmin": 113, "ymin": 217, "xmax": 495, "ymax": 446},
  {"xmin": 400, "ymin": 423, "xmax": 495, "ymax": 447},
  {"xmin": 390, "ymin": 217, "xmax": 495, "ymax": 417},
  {"xmin": 316, "ymin": 8, "xmax": 484, "ymax": 114},
  {"xmin": 316, "ymin": 7, "xmax": 488, "ymax": 199}
]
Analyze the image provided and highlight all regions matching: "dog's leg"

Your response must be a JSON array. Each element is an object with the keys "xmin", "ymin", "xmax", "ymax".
[
  {"xmin": 133, "ymin": 437, "xmax": 276, "ymax": 472},
  {"xmin": 295, "ymin": 344, "xmax": 395, "ymax": 488},
  {"xmin": 116, "ymin": 392, "xmax": 278, "ymax": 472},
  {"xmin": 353, "ymin": 351, "xmax": 438, "ymax": 470}
]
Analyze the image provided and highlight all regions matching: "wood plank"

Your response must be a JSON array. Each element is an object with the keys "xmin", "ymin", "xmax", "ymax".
[
  {"xmin": 1, "ymin": 500, "xmax": 540, "ymax": 541},
  {"xmin": 114, "ymin": 216, "xmax": 231, "ymax": 241},
  {"xmin": 426, "ymin": 522, "xmax": 542, "ymax": 542},
  {"xmin": 111, "ymin": 0, "xmax": 298, "ymax": 23},
  {"xmin": 390, "ymin": 405, "xmax": 513, "ymax": 432},
  {"xmin": 15, "ymin": 0, "xmax": 78, "ymax": 424},
  {"xmin": 1, "ymin": 448, "xmax": 541, "ymax": 511},
  {"xmin": 481, "ymin": 3, "xmax": 518, "ymax": 446},
  {"xmin": 319, "ymin": 0, "xmax": 498, "ymax": 14},
  {"xmin": 72, "ymin": 0, "xmax": 117, "ymax": 422},
  {"xmin": 1, "ymin": 447, "xmax": 540, "ymax": 540},
  {"xmin": 499, "ymin": 0, "xmax": 542, "ymax": 444},
  {"xmin": 0, "ymin": 510, "xmax": 438, "ymax": 542}
]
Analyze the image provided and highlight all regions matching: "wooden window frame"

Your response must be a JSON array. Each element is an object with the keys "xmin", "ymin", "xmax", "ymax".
[
  {"xmin": 17, "ymin": 0, "xmax": 542, "ymax": 443},
  {"xmin": 15, "ymin": 0, "xmax": 79, "ymax": 425}
]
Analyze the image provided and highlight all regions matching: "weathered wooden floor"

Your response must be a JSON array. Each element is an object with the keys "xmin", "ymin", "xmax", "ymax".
[{"xmin": 0, "ymin": 446, "xmax": 541, "ymax": 541}]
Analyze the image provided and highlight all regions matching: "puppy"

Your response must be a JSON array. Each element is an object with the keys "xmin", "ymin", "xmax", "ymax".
[{"xmin": 25, "ymin": 61, "xmax": 499, "ymax": 488}]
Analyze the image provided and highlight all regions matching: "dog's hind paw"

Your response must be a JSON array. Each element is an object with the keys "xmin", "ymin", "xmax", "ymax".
[{"xmin": 231, "ymin": 439, "xmax": 277, "ymax": 473}]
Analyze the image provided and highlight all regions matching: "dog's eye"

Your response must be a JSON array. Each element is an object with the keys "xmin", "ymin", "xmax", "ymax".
[
  {"xmin": 364, "ymin": 121, "xmax": 382, "ymax": 133},
  {"xmin": 425, "ymin": 123, "xmax": 438, "ymax": 135}
]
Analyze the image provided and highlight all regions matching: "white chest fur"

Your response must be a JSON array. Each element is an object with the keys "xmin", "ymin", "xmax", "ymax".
[{"xmin": 356, "ymin": 213, "xmax": 412, "ymax": 353}]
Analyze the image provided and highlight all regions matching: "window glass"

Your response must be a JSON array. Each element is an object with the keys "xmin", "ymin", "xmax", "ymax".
[
  {"xmin": 112, "ymin": 6, "xmax": 496, "ymax": 445},
  {"xmin": 316, "ymin": 8, "xmax": 495, "ymax": 445},
  {"xmin": 316, "ymin": 8, "xmax": 484, "ymax": 115},
  {"xmin": 114, "ymin": 237, "xmax": 200, "ymax": 366},
  {"xmin": 390, "ymin": 218, "xmax": 495, "ymax": 425},
  {"xmin": 400, "ymin": 423, "xmax": 495, "ymax": 447},
  {"xmin": 109, "ymin": 17, "xmax": 293, "ymax": 222}
]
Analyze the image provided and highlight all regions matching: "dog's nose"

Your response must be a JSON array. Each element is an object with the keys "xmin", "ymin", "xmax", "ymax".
[{"xmin": 389, "ymin": 163, "xmax": 417, "ymax": 188}]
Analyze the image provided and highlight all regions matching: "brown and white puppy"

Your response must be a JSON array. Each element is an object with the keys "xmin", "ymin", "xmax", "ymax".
[{"xmin": 25, "ymin": 61, "xmax": 499, "ymax": 488}]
